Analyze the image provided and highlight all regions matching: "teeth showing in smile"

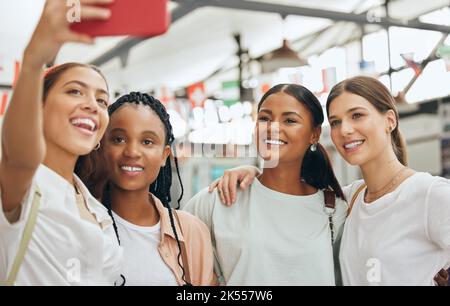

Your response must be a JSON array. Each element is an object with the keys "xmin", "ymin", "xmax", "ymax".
[
  {"xmin": 71, "ymin": 118, "xmax": 96, "ymax": 131},
  {"xmin": 265, "ymin": 139, "xmax": 286, "ymax": 145},
  {"xmin": 344, "ymin": 140, "xmax": 364, "ymax": 149},
  {"xmin": 121, "ymin": 166, "xmax": 143, "ymax": 172}
]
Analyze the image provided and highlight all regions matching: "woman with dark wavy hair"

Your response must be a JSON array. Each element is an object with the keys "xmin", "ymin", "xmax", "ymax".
[{"xmin": 185, "ymin": 84, "xmax": 348, "ymax": 285}]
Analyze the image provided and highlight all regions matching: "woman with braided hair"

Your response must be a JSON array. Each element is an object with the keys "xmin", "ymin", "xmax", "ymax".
[{"xmin": 77, "ymin": 92, "xmax": 216, "ymax": 286}]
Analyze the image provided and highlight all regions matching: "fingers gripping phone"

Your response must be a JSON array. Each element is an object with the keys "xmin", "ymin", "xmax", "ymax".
[{"xmin": 70, "ymin": 0, "xmax": 170, "ymax": 37}]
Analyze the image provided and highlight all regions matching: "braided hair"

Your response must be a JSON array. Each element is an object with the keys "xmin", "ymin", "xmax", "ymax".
[{"xmin": 103, "ymin": 92, "xmax": 189, "ymax": 285}]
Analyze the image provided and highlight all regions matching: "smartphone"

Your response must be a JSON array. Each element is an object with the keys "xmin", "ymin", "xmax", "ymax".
[{"xmin": 70, "ymin": 0, "xmax": 170, "ymax": 37}]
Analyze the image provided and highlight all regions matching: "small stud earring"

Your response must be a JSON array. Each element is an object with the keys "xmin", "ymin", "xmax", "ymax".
[{"xmin": 310, "ymin": 143, "xmax": 317, "ymax": 152}]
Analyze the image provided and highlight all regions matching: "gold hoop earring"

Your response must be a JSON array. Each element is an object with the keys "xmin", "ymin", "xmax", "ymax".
[{"xmin": 94, "ymin": 143, "xmax": 101, "ymax": 151}]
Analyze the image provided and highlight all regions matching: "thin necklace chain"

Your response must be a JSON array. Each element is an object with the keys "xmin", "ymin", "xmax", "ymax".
[{"xmin": 365, "ymin": 167, "xmax": 409, "ymax": 201}]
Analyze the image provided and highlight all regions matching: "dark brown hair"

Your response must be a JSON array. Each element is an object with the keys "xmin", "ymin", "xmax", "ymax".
[
  {"xmin": 48, "ymin": 63, "xmax": 109, "ymax": 198},
  {"xmin": 326, "ymin": 76, "xmax": 408, "ymax": 166},
  {"xmin": 259, "ymin": 84, "xmax": 345, "ymax": 200},
  {"xmin": 75, "ymin": 147, "xmax": 108, "ymax": 199},
  {"xmin": 43, "ymin": 62, "xmax": 108, "ymax": 101}
]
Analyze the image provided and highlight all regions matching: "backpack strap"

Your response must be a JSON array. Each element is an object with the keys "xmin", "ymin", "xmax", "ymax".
[
  {"xmin": 4, "ymin": 187, "xmax": 41, "ymax": 286},
  {"xmin": 173, "ymin": 210, "xmax": 192, "ymax": 286},
  {"xmin": 348, "ymin": 183, "xmax": 366, "ymax": 216}
]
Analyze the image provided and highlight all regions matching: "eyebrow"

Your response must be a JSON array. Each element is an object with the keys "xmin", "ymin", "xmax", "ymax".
[
  {"xmin": 63, "ymin": 80, "xmax": 109, "ymax": 97},
  {"xmin": 259, "ymin": 109, "xmax": 303, "ymax": 119},
  {"xmin": 328, "ymin": 107, "xmax": 367, "ymax": 120},
  {"xmin": 141, "ymin": 130, "xmax": 161, "ymax": 139},
  {"xmin": 110, "ymin": 128, "xmax": 161, "ymax": 138}
]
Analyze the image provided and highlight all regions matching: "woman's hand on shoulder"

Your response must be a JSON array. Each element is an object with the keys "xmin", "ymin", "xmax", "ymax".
[
  {"xmin": 435, "ymin": 269, "xmax": 449, "ymax": 286},
  {"xmin": 208, "ymin": 166, "xmax": 260, "ymax": 206}
]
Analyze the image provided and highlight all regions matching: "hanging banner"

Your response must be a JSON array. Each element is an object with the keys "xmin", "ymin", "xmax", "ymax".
[
  {"xmin": 187, "ymin": 82, "xmax": 206, "ymax": 108},
  {"xmin": 13, "ymin": 61, "xmax": 20, "ymax": 87},
  {"xmin": 222, "ymin": 80, "xmax": 240, "ymax": 107},
  {"xmin": 400, "ymin": 53, "xmax": 421, "ymax": 76},
  {"xmin": 156, "ymin": 85, "xmax": 174, "ymax": 106},
  {"xmin": 321, "ymin": 67, "xmax": 337, "ymax": 93},
  {"xmin": 359, "ymin": 60, "xmax": 377, "ymax": 77},
  {"xmin": 437, "ymin": 45, "xmax": 450, "ymax": 72},
  {"xmin": 1, "ymin": 92, "xmax": 8, "ymax": 116},
  {"xmin": 0, "ymin": 56, "xmax": 19, "ymax": 87},
  {"xmin": 261, "ymin": 83, "xmax": 271, "ymax": 94}
]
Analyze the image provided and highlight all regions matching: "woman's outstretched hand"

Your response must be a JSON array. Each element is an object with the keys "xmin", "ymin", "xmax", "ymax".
[{"xmin": 24, "ymin": 0, "xmax": 113, "ymax": 68}]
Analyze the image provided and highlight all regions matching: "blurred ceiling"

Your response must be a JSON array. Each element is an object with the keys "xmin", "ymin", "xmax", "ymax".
[{"xmin": 1, "ymin": 0, "xmax": 449, "ymax": 92}]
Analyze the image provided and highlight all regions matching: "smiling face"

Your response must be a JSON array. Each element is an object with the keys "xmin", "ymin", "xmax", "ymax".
[
  {"xmin": 256, "ymin": 91, "xmax": 320, "ymax": 165},
  {"xmin": 43, "ymin": 66, "xmax": 109, "ymax": 157},
  {"xmin": 328, "ymin": 91, "xmax": 397, "ymax": 166},
  {"xmin": 104, "ymin": 104, "xmax": 171, "ymax": 192}
]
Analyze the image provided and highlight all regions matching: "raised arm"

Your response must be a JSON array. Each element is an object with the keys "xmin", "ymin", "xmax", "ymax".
[{"xmin": 0, "ymin": 0, "xmax": 112, "ymax": 215}]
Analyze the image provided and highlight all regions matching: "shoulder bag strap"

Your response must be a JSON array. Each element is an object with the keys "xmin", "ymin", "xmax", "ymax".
[
  {"xmin": 4, "ymin": 187, "xmax": 41, "ymax": 286},
  {"xmin": 323, "ymin": 189, "xmax": 336, "ymax": 244},
  {"xmin": 347, "ymin": 183, "xmax": 366, "ymax": 216},
  {"xmin": 323, "ymin": 190, "xmax": 342, "ymax": 285}
]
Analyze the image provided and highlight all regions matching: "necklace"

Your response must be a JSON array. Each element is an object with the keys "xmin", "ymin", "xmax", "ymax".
[{"xmin": 365, "ymin": 167, "xmax": 410, "ymax": 202}]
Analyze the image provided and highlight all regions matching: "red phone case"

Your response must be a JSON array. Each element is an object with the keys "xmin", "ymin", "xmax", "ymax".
[{"xmin": 70, "ymin": 0, "xmax": 170, "ymax": 37}]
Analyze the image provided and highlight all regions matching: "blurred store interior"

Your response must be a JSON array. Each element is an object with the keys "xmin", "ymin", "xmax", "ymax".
[{"xmin": 1, "ymin": 0, "xmax": 450, "ymax": 205}]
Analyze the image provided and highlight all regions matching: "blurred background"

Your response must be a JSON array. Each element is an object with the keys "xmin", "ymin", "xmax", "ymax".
[{"xmin": 1, "ymin": 0, "xmax": 450, "ymax": 205}]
